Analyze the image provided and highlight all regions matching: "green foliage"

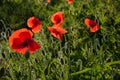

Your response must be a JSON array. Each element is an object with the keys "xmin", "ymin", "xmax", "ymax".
[{"xmin": 0, "ymin": 0, "xmax": 120, "ymax": 80}]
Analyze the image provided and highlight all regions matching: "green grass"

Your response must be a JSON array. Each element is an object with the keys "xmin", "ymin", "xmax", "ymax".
[{"xmin": 0, "ymin": 0, "xmax": 120, "ymax": 80}]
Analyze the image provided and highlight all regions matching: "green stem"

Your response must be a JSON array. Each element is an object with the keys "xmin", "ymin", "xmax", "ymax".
[
  {"xmin": 70, "ymin": 68, "xmax": 91, "ymax": 76},
  {"xmin": 105, "ymin": 60, "xmax": 120, "ymax": 66},
  {"xmin": 70, "ymin": 60, "xmax": 120, "ymax": 76}
]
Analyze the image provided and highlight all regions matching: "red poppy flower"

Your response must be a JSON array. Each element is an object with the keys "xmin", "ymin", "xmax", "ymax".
[
  {"xmin": 67, "ymin": 0, "xmax": 73, "ymax": 4},
  {"xmin": 27, "ymin": 16, "xmax": 42, "ymax": 33},
  {"xmin": 47, "ymin": 0, "xmax": 51, "ymax": 3},
  {"xmin": 84, "ymin": 18, "xmax": 100, "ymax": 32},
  {"xmin": 9, "ymin": 28, "xmax": 41, "ymax": 54},
  {"xmin": 51, "ymin": 11, "xmax": 64, "ymax": 26},
  {"xmin": 48, "ymin": 25, "xmax": 67, "ymax": 40}
]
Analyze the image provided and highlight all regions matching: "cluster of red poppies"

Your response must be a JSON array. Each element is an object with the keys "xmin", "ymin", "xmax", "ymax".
[
  {"xmin": 9, "ymin": 5, "xmax": 99, "ymax": 54},
  {"xmin": 48, "ymin": 12, "xmax": 67, "ymax": 40},
  {"xmin": 9, "ymin": 28, "xmax": 41, "ymax": 54},
  {"xmin": 9, "ymin": 16, "xmax": 42, "ymax": 54}
]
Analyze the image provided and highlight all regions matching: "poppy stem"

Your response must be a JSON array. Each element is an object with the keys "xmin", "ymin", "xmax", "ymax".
[{"xmin": 27, "ymin": 59, "xmax": 32, "ymax": 80}]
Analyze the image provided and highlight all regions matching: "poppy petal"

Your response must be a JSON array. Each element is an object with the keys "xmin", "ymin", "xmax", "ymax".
[
  {"xmin": 51, "ymin": 25, "xmax": 67, "ymax": 34},
  {"xmin": 19, "ymin": 32, "xmax": 33, "ymax": 42},
  {"xmin": 56, "ymin": 27, "xmax": 68, "ymax": 34},
  {"xmin": 84, "ymin": 18, "xmax": 100, "ymax": 32},
  {"xmin": 47, "ymin": 0, "xmax": 51, "ymax": 3},
  {"xmin": 27, "ymin": 39, "xmax": 41, "ymax": 53},
  {"xmin": 9, "ymin": 28, "xmax": 33, "ymax": 48},
  {"xmin": 9, "ymin": 28, "xmax": 41, "ymax": 54},
  {"xmin": 48, "ymin": 26, "xmax": 67, "ymax": 40},
  {"xmin": 27, "ymin": 16, "xmax": 42, "ymax": 33},
  {"xmin": 11, "ymin": 38, "xmax": 28, "ymax": 54},
  {"xmin": 90, "ymin": 25, "xmax": 99, "ymax": 32},
  {"xmin": 67, "ymin": 0, "xmax": 73, "ymax": 4},
  {"xmin": 56, "ymin": 34, "xmax": 63, "ymax": 40},
  {"xmin": 32, "ymin": 25, "xmax": 42, "ymax": 33},
  {"xmin": 51, "ymin": 11, "xmax": 64, "ymax": 26},
  {"xmin": 84, "ymin": 18, "xmax": 91, "ymax": 27},
  {"xmin": 84, "ymin": 18, "xmax": 97, "ymax": 27}
]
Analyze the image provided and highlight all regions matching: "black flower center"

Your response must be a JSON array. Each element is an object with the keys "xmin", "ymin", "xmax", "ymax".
[
  {"xmin": 33, "ymin": 20, "xmax": 38, "ymax": 26},
  {"xmin": 23, "ymin": 41, "xmax": 28, "ymax": 47},
  {"xmin": 55, "ymin": 15, "xmax": 61, "ymax": 24},
  {"xmin": 57, "ymin": 18, "xmax": 61, "ymax": 24}
]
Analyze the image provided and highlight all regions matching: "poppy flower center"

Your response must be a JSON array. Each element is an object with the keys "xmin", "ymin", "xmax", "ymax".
[
  {"xmin": 55, "ymin": 15, "xmax": 61, "ymax": 24},
  {"xmin": 23, "ymin": 41, "xmax": 28, "ymax": 47},
  {"xmin": 33, "ymin": 20, "xmax": 39, "ymax": 26},
  {"xmin": 55, "ymin": 31, "xmax": 60, "ymax": 35},
  {"xmin": 89, "ymin": 21, "xmax": 97, "ymax": 27},
  {"xmin": 52, "ymin": 28, "xmax": 60, "ymax": 35},
  {"xmin": 57, "ymin": 19, "xmax": 61, "ymax": 24}
]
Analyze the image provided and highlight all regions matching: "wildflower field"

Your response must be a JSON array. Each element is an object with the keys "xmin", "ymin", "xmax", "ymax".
[{"xmin": 0, "ymin": 0, "xmax": 120, "ymax": 80}]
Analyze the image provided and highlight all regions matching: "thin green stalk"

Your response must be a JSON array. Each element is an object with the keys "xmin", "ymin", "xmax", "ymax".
[
  {"xmin": 70, "ymin": 68, "xmax": 91, "ymax": 76},
  {"xmin": 70, "ymin": 60, "xmax": 120, "ymax": 76},
  {"xmin": 105, "ymin": 60, "xmax": 120, "ymax": 66}
]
